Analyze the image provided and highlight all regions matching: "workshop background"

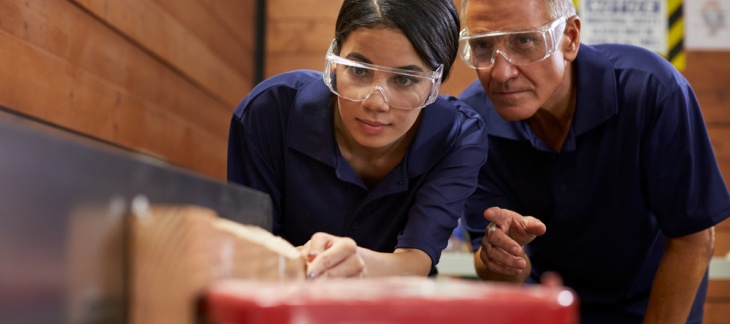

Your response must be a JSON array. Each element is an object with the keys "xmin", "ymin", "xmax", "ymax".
[{"xmin": 0, "ymin": 0, "xmax": 727, "ymax": 322}]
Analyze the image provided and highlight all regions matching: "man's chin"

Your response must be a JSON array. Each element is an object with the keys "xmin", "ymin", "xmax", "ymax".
[{"xmin": 494, "ymin": 105, "xmax": 534, "ymax": 122}]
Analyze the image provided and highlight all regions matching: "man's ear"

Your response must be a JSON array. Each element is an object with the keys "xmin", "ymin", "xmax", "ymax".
[{"xmin": 563, "ymin": 16, "xmax": 581, "ymax": 62}]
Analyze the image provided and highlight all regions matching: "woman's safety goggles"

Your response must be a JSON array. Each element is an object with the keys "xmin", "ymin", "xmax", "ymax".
[
  {"xmin": 458, "ymin": 16, "xmax": 567, "ymax": 69},
  {"xmin": 323, "ymin": 40, "xmax": 443, "ymax": 110}
]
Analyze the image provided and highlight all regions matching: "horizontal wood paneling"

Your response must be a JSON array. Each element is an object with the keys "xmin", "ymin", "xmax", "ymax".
[
  {"xmin": 203, "ymin": 0, "xmax": 254, "ymax": 49},
  {"xmin": 266, "ymin": 21, "xmax": 333, "ymax": 55},
  {"xmin": 0, "ymin": 0, "xmax": 254, "ymax": 180},
  {"xmin": 715, "ymin": 227, "xmax": 730, "ymax": 257},
  {"xmin": 704, "ymin": 301, "xmax": 730, "ymax": 324},
  {"xmin": 708, "ymin": 279, "xmax": 730, "ymax": 299},
  {"xmin": 684, "ymin": 52, "xmax": 730, "ymax": 125},
  {"xmin": 267, "ymin": 0, "xmax": 341, "ymax": 21},
  {"xmin": 148, "ymin": 0, "xmax": 254, "ymax": 78},
  {"xmin": 72, "ymin": 0, "xmax": 251, "ymax": 108},
  {"xmin": 0, "ymin": 28, "xmax": 226, "ymax": 177}
]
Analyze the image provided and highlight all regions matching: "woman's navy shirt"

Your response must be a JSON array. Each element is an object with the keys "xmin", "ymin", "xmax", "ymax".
[{"xmin": 228, "ymin": 70, "xmax": 488, "ymax": 269}]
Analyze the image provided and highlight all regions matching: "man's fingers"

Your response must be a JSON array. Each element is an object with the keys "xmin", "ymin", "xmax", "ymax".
[
  {"xmin": 484, "ymin": 206, "xmax": 512, "ymax": 224},
  {"xmin": 481, "ymin": 243, "xmax": 527, "ymax": 275},
  {"xmin": 486, "ymin": 223, "xmax": 522, "ymax": 256},
  {"xmin": 523, "ymin": 216, "xmax": 547, "ymax": 236}
]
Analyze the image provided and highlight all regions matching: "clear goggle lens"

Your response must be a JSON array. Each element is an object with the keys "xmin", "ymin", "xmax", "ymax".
[
  {"xmin": 323, "ymin": 41, "xmax": 443, "ymax": 110},
  {"xmin": 459, "ymin": 17, "xmax": 567, "ymax": 69}
]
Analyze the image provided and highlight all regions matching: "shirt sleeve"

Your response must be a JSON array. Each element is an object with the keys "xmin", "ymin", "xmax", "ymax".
[
  {"xmin": 458, "ymin": 84, "xmax": 519, "ymax": 250},
  {"xmin": 395, "ymin": 98, "xmax": 490, "ymax": 265},
  {"xmin": 227, "ymin": 80, "xmax": 294, "ymax": 235},
  {"xmin": 642, "ymin": 80, "xmax": 730, "ymax": 237}
]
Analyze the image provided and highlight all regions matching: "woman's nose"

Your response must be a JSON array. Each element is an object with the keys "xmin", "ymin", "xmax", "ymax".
[{"xmin": 361, "ymin": 86, "xmax": 390, "ymax": 111}]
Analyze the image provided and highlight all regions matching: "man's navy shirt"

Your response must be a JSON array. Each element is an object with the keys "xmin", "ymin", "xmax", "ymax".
[{"xmin": 461, "ymin": 43, "xmax": 730, "ymax": 323}]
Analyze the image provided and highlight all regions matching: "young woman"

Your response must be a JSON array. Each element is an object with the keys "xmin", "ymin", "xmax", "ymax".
[{"xmin": 227, "ymin": 0, "xmax": 487, "ymax": 279}]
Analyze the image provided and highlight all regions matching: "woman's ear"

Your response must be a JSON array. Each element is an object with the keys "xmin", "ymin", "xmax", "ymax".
[{"xmin": 563, "ymin": 16, "xmax": 581, "ymax": 62}]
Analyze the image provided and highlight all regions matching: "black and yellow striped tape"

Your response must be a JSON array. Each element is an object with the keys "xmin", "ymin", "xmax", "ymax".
[
  {"xmin": 667, "ymin": 0, "xmax": 685, "ymax": 71},
  {"xmin": 573, "ymin": 0, "xmax": 685, "ymax": 71}
]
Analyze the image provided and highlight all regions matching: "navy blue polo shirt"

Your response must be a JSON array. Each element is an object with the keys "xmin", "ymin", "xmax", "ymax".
[
  {"xmin": 461, "ymin": 44, "xmax": 730, "ymax": 323},
  {"xmin": 228, "ymin": 70, "xmax": 488, "ymax": 270}
]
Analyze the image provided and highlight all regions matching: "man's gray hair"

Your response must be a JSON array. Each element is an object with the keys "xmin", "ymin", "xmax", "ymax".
[{"xmin": 460, "ymin": 0, "xmax": 576, "ymax": 22}]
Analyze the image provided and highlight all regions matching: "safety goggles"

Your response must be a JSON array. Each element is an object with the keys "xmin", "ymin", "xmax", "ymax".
[
  {"xmin": 323, "ymin": 40, "xmax": 443, "ymax": 110},
  {"xmin": 458, "ymin": 17, "xmax": 567, "ymax": 69}
]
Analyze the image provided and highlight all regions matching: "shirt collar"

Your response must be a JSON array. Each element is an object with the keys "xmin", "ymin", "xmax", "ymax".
[
  {"xmin": 287, "ymin": 76, "xmax": 458, "ymax": 179},
  {"xmin": 486, "ymin": 44, "xmax": 618, "ymax": 151}
]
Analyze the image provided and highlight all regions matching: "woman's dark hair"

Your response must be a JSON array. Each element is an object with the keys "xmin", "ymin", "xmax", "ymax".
[{"xmin": 333, "ymin": 0, "xmax": 460, "ymax": 81}]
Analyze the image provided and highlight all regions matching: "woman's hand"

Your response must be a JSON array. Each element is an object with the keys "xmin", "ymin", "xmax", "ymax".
[{"xmin": 299, "ymin": 232, "xmax": 367, "ymax": 279}]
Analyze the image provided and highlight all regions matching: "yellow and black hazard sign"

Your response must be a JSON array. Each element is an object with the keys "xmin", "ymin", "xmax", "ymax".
[{"xmin": 574, "ymin": 0, "xmax": 685, "ymax": 71}]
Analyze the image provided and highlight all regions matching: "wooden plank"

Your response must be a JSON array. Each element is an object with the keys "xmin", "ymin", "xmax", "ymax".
[
  {"xmin": 71, "ymin": 0, "xmax": 251, "ymax": 108},
  {"xmin": 704, "ymin": 302, "xmax": 730, "ymax": 324},
  {"xmin": 268, "ymin": 0, "xmax": 341, "ymax": 21},
  {"xmin": 0, "ymin": 0, "xmax": 232, "ymax": 139},
  {"xmin": 707, "ymin": 279, "xmax": 730, "ymax": 299},
  {"xmin": 717, "ymin": 218, "xmax": 730, "ymax": 231},
  {"xmin": 192, "ymin": 0, "xmax": 256, "ymax": 56},
  {"xmin": 0, "ymin": 0, "xmax": 230, "ymax": 179},
  {"xmin": 150, "ymin": 0, "xmax": 253, "ymax": 78},
  {"xmin": 0, "ymin": 32, "xmax": 225, "ymax": 178},
  {"xmin": 266, "ymin": 21, "xmax": 333, "ymax": 54},
  {"xmin": 715, "ymin": 229, "xmax": 730, "ymax": 257},
  {"xmin": 684, "ymin": 52, "xmax": 730, "ymax": 125}
]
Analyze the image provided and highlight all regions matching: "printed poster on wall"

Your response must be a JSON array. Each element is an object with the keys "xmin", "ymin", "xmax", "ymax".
[
  {"xmin": 578, "ymin": 0, "xmax": 668, "ymax": 55},
  {"xmin": 685, "ymin": 0, "xmax": 730, "ymax": 50}
]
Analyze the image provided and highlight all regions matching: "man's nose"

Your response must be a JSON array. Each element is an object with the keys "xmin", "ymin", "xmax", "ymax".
[{"xmin": 490, "ymin": 50, "xmax": 517, "ymax": 81}]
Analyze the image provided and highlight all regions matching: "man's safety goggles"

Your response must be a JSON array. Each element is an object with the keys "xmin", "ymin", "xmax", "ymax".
[
  {"xmin": 459, "ymin": 16, "xmax": 567, "ymax": 69},
  {"xmin": 323, "ymin": 40, "xmax": 443, "ymax": 110}
]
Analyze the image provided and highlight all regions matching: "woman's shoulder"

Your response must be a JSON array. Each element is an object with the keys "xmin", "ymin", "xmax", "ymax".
[
  {"xmin": 234, "ymin": 70, "xmax": 322, "ymax": 118},
  {"xmin": 249, "ymin": 70, "xmax": 322, "ymax": 98}
]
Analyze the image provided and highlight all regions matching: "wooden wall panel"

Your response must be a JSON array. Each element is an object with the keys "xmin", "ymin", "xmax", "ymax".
[
  {"xmin": 265, "ymin": 0, "xmax": 336, "ymax": 77},
  {"xmin": 704, "ymin": 302, "xmax": 730, "ymax": 324},
  {"xmin": 72, "ymin": 0, "xmax": 250, "ymax": 108},
  {"xmin": 146, "ymin": 0, "xmax": 254, "ymax": 78},
  {"xmin": 684, "ymin": 52, "xmax": 730, "ymax": 125},
  {"xmin": 0, "ymin": 0, "xmax": 255, "ymax": 180}
]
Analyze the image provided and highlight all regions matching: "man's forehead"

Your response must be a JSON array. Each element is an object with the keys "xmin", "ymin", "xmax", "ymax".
[{"xmin": 464, "ymin": 10, "xmax": 550, "ymax": 33}]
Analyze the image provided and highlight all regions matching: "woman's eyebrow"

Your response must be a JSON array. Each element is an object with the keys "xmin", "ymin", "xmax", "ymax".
[{"xmin": 345, "ymin": 52, "xmax": 425, "ymax": 72}]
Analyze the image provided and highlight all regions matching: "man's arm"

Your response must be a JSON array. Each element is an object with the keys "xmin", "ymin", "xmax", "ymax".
[
  {"xmin": 474, "ymin": 244, "xmax": 532, "ymax": 283},
  {"xmin": 643, "ymin": 227, "xmax": 715, "ymax": 324}
]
